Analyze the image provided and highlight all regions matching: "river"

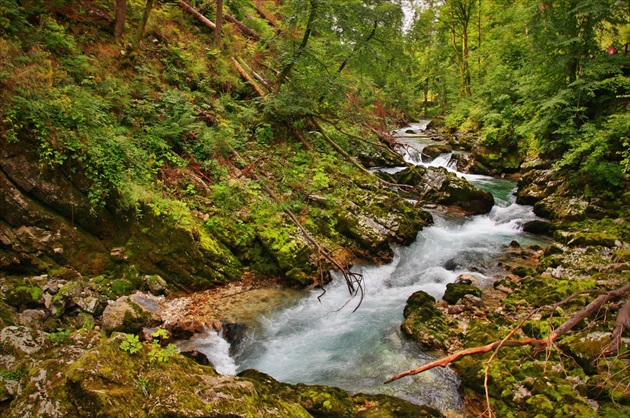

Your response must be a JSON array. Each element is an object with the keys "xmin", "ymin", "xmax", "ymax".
[{"xmin": 178, "ymin": 121, "xmax": 549, "ymax": 415}]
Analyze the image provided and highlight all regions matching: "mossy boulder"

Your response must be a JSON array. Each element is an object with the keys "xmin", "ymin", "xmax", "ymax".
[
  {"xmin": 395, "ymin": 166, "xmax": 428, "ymax": 186},
  {"xmin": 554, "ymin": 230, "xmax": 619, "ymax": 248},
  {"xmin": 559, "ymin": 332, "xmax": 613, "ymax": 373},
  {"xmin": 5, "ymin": 284, "xmax": 43, "ymax": 312},
  {"xmin": 401, "ymin": 291, "xmax": 452, "ymax": 351},
  {"xmin": 256, "ymin": 213, "xmax": 313, "ymax": 285},
  {"xmin": 394, "ymin": 166, "xmax": 494, "ymax": 214},
  {"xmin": 442, "ymin": 283, "xmax": 482, "ymax": 305},
  {"xmin": 0, "ymin": 326, "xmax": 50, "ymax": 369},
  {"xmin": 100, "ymin": 296, "xmax": 160, "ymax": 334},
  {"xmin": 125, "ymin": 211, "xmax": 243, "ymax": 290},
  {"xmin": 470, "ymin": 144, "xmax": 522, "ymax": 174}
]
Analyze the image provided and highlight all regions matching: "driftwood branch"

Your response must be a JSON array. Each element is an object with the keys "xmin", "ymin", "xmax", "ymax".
[
  {"xmin": 385, "ymin": 281, "xmax": 630, "ymax": 384},
  {"xmin": 606, "ymin": 296, "xmax": 630, "ymax": 354}
]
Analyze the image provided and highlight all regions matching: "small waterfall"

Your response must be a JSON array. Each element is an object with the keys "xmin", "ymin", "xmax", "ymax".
[{"xmin": 176, "ymin": 329, "xmax": 238, "ymax": 376}]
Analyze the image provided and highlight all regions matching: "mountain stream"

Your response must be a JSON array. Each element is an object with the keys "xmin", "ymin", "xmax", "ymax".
[{"xmin": 178, "ymin": 121, "xmax": 550, "ymax": 414}]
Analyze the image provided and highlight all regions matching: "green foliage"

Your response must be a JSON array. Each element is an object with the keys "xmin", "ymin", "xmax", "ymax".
[
  {"xmin": 151, "ymin": 328, "xmax": 169, "ymax": 340},
  {"xmin": 119, "ymin": 334, "xmax": 143, "ymax": 354},
  {"xmin": 48, "ymin": 328, "xmax": 73, "ymax": 346},
  {"xmin": 0, "ymin": 366, "xmax": 27, "ymax": 381},
  {"xmin": 148, "ymin": 341, "xmax": 178, "ymax": 363},
  {"xmin": 136, "ymin": 376, "xmax": 150, "ymax": 398}
]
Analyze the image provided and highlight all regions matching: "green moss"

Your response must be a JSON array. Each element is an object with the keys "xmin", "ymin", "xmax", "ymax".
[
  {"xmin": 5, "ymin": 285, "xmax": 43, "ymax": 311},
  {"xmin": 505, "ymin": 277, "xmax": 596, "ymax": 307},
  {"xmin": 442, "ymin": 283, "xmax": 482, "ymax": 305},
  {"xmin": 401, "ymin": 291, "xmax": 452, "ymax": 351},
  {"xmin": 0, "ymin": 300, "xmax": 17, "ymax": 329},
  {"xmin": 111, "ymin": 279, "xmax": 134, "ymax": 296}
]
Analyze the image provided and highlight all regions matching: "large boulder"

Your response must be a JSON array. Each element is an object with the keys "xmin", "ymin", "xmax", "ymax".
[
  {"xmin": 395, "ymin": 166, "xmax": 494, "ymax": 214},
  {"xmin": 422, "ymin": 144, "xmax": 452, "ymax": 162},
  {"xmin": 442, "ymin": 283, "xmax": 483, "ymax": 305}
]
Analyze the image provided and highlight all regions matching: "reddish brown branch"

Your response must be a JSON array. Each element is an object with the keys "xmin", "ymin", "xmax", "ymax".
[{"xmin": 606, "ymin": 296, "xmax": 630, "ymax": 354}]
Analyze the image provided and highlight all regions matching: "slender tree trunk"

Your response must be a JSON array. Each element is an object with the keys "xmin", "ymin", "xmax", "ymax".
[
  {"xmin": 114, "ymin": 0, "xmax": 127, "ymax": 40},
  {"xmin": 132, "ymin": 0, "xmax": 155, "ymax": 51},
  {"xmin": 477, "ymin": 0, "xmax": 482, "ymax": 70},
  {"xmin": 423, "ymin": 77, "xmax": 429, "ymax": 116},
  {"xmin": 215, "ymin": 0, "xmax": 223, "ymax": 49},
  {"xmin": 275, "ymin": 0, "xmax": 318, "ymax": 91},
  {"xmin": 462, "ymin": 24, "xmax": 471, "ymax": 95}
]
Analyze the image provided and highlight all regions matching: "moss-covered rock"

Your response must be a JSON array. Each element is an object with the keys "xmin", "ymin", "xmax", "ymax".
[
  {"xmin": 4, "ymin": 284, "xmax": 43, "ymax": 312},
  {"xmin": 6, "ymin": 334, "xmax": 445, "ymax": 417},
  {"xmin": 394, "ymin": 166, "xmax": 494, "ymax": 214},
  {"xmin": 554, "ymin": 230, "xmax": 619, "ymax": 248},
  {"xmin": 101, "ymin": 296, "xmax": 160, "ymax": 334},
  {"xmin": 401, "ymin": 291, "xmax": 452, "ymax": 351},
  {"xmin": 442, "ymin": 283, "xmax": 482, "ymax": 305},
  {"xmin": 125, "ymin": 211, "xmax": 243, "ymax": 290}
]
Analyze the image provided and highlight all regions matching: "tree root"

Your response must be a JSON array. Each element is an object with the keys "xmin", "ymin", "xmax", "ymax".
[{"xmin": 385, "ymin": 281, "xmax": 630, "ymax": 384}]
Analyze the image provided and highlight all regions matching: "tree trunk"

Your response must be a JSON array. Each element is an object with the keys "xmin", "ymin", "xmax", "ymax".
[
  {"xmin": 275, "ymin": 0, "xmax": 318, "ymax": 91},
  {"xmin": 114, "ymin": 0, "xmax": 127, "ymax": 40},
  {"xmin": 462, "ymin": 25, "xmax": 471, "ymax": 95},
  {"xmin": 224, "ymin": 13, "xmax": 261, "ymax": 40},
  {"xmin": 214, "ymin": 0, "xmax": 223, "ymax": 49},
  {"xmin": 132, "ymin": 0, "xmax": 155, "ymax": 51}
]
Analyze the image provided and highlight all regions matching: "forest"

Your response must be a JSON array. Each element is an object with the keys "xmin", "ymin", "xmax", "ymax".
[{"xmin": 0, "ymin": 0, "xmax": 629, "ymax": 417}]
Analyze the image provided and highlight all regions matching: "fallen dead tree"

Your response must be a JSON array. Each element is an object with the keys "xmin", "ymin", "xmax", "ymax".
[
  {"xmin": 385, "ymin": 280, "xmax": 630, "ymax": 384},
  {"xmin": 178, "ymin": 1, "xmax": 261, "ymax": 41}
]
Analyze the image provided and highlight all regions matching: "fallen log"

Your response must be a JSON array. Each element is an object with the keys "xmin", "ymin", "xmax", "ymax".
[
  {"xmin": 253, "ymin": 0, "xmax": 279, "ymax": 28},
  {"xmin": 178, "ymin": 0, "xmax": 216, "ymax": 30},
  {"xmin": 237, "ymin": 57, "xmax": 272, "ymax": 92},
  {"xmin": 230, "ymin": 56, "xmax": 268, "ymax": 99},
  {"xmin": 224, "ymin": 13, "xmax": 261, "ymax": 40}
]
